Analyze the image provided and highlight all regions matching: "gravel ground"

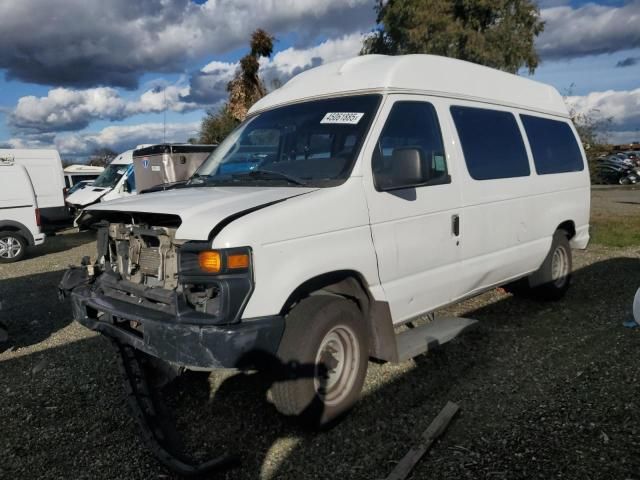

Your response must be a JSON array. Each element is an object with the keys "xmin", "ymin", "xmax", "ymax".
[{"xmin": 1, "ymin": 197, "xmax": 640, "ymax": 479}]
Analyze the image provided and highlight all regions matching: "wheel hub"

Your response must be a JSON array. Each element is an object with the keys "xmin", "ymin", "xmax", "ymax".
[
  {"xmin": 551, "ymin": 245, "xmax": 569, "ymax": 288},
  {"xmin": 0, "ymin": 236, "xmax": 22, "ymax": 259},
  {"xmin": 314, "ymin": 325, "xmax": 360, "ymax": 406}
]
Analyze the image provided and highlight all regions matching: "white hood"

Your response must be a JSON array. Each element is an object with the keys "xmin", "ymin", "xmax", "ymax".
[
  {"xmin": 66, "ymin": 186, "xmax": 110, "ymax": 207},
  {"xmin": 85, "ymin": 185, "xmax": 317, "ymax": 240}
]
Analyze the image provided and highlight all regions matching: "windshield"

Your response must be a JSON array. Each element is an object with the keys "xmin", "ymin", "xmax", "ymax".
[
  {"xmin": 68, "ymin": 181, "xmax": 92, "ymax": 195},
  {"xmin": 93, "ymin": 164, "xmax": 129, "ymax": 188},
  {"xmin": 193, "ymin": 95, "xmax": 381, "ymax": 187}
]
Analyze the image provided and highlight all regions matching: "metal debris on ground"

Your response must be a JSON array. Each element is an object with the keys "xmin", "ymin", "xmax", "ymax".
[{"xmin": 384, "ymin": 401, "xmax": 460, "ymax": 480}]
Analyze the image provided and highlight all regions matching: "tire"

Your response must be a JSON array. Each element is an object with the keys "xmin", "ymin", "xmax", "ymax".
[
  {"xmin": 271, "ymin": 295, "xmax": 369, "ymax": 427},
  {"xmin": 0, "ymin": 231, "xmax": 27, "ymax": 263},
  {"xmin": 529, "ymin": 230, "xmax": 572, "ymax": 301}
]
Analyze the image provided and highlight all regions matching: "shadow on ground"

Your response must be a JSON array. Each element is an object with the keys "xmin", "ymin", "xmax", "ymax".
[
  {"xmin": 1, "ymin": 257, "xmax": 639, "ymax": 479},
  {"xmin": 28, "ymin": 230, "xmax": 95, "ymax": 258},
  {"xmin": 0, "ymin": 269, "xmax": 69, "ymax": 352}
]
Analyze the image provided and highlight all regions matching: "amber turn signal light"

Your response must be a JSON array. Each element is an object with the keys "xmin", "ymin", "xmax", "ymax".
[
  {"xmin": 227, "ymin": 253, "xmax": 250, "ymax": 269},
  {"xmin": 198, "ymin": 251, "xmax": 221, "ymax": 273}
]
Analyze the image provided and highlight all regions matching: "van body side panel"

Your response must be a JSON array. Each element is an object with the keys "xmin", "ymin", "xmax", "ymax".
[
  {"xmin": 446, "ymin": 101, "xmax": 590, "ymax": 296},
  {"xmin": 359, "ymin": 95, "xmax": 464, "ymax": 324},
  {"xmin": 521, "ymin": 116, "xmax": 591, "ymax": 249},
  {"xmin": 211, "ymin": 179, "xmax": 383, "ymax": 319}
]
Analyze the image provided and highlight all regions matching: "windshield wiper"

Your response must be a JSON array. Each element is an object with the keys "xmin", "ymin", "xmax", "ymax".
[{"xmin": 231, "ymin": 169, "xmax": 308, "ymax": 186}]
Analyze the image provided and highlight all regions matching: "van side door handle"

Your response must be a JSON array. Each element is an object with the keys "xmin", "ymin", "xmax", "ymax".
[{"xmin": 452, "ymin": 214, "xmax": 460, "ymax": 236}]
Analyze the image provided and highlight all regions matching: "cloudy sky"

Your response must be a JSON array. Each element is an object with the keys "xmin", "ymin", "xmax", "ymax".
[{"xmin": 0, "ymin": 0, "xmax": 639, "ymax": 159}]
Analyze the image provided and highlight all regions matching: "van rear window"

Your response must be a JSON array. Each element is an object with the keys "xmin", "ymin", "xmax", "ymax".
[
  {"xmin": 451, "ymin": 106, "xmax": 530, "ymax": 180},
  {"xmin": 520, "ymin": 115, "xmax": 584, "ymax": 174}
]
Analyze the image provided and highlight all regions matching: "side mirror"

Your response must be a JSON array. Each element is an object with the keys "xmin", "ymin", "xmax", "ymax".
[
  {"xmin": 121, "ymin": 178, "xmax": 130, "ymax": 193},
  {"xmin": 376, "ymin": 147, "xmax": 452, "ymax": 191},
  {"xmin": 378, "ymin": 147, "xmax": 425, "ymax": 191}
]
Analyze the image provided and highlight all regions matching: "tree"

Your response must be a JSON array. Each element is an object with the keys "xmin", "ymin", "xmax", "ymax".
[
  {"xmin": 199, "ymin": 105, "xmax": 240, "ymax": 144},
  {"xmin": 227, "ymin": 29, "xmax": 275, "ymax": 121},
  {"xmin": 361, "ymin": 0, "xmax": 544, "ymax": 74},
  {"xmin": 199, "ymin": 29, "xmax": 275, "ymax": 143},
  {"xmin": 88, "ymin": 147, "xmax": 117, "ymax": 166}
]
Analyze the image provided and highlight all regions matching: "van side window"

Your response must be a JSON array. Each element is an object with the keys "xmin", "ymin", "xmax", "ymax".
[
  {"xmin": 520, "ymin": 115, "xmax": 584, "ymax": 174},
  {"xmin": 451, "ymin": 106, "xmax": 530, "ymax": 180},
  {"xmin": 373, "ymin": 101, "xmax": 448, "ymax": 190}
]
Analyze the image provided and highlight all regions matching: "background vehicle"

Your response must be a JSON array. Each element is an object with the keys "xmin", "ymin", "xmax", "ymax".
[
  {"xmin": 63, "ymin": 165, "xmax": 104, "ymax": 194},
  {"xmin": 132, "ymin": 143, "xmax": 217, "ymax": 193},
  {"xmin": 0, "ymin": 156, "xmax": 45, "ymax": 262},
  {"xmin": 0, "ymin": 148, "xmax": 68, "ymax": 232},
  {"xmin": 66, "ymin": 144, "xmax": 215, "ymax": 216},
  {"xmin": 65, "ymin": 180, "xmax": 94, "ymax": 197},
  {"xmin": 65, "ymin": 148, "xmax": 142, "ymax": 217},
  {"xmin": 594, "ymin": 156, "xmax": 640, "ymax": 184}
]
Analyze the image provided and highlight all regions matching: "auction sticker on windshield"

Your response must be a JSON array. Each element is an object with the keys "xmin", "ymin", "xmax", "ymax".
[{"xmin": 320, "ymin": 112, "xmax": 364, "ymax": 124}]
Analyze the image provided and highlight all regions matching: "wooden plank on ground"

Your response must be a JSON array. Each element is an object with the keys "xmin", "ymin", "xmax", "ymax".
[{"xmin": 385, "ymin": 401, "xmax": 460, "ymax": 480}]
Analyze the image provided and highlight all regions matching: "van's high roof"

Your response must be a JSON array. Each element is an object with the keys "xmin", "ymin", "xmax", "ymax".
[{"xmin": 249, "ymin": 54, "xmax": 568, "ymax": 118}]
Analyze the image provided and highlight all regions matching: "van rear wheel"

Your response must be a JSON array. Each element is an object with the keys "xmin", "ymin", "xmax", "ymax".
[
  {"xmin": 529, "ymin": 230, "xmax": 572, "ymax": 301},
  {"xmin": 271, "ymin": 295, "xmax": 368, "ymax": 427},
  {"xmin": 0, "ymin": 232, "xmax": 27, "ymax": 263},
  {"xmin": 504, "ymin": 230, "xmax": 572, "ymax": 300}
]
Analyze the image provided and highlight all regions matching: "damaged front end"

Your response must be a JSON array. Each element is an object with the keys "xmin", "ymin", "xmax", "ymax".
[
  {"xmin": 59, "ymin": 212, "xmax": 284, "ymax": 476},
  {"xmin": 59, "ymin": 212, "xmax": 283, "ymax": 370}
]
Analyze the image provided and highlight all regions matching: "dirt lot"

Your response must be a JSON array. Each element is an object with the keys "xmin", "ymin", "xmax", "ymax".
[{"xmin": 1, "ymin": 189, "xmax": 639, "ymax": 479}]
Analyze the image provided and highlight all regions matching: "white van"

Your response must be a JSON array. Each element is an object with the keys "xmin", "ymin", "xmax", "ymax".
[
  {"xmin": 65, "ymin": 149, "xmax": 138, "ymax": 216},
  {"xmin": 63, "ymin": 165, "xmax": 104, "ymax": 193},
  {"xmin": 0, "ymin": 149, "xmax": 68, "ymax": 233},
  {"xmin": 0, "ymin": 157, "xmax": 45, "ymax": 262},
  {"xmin": 62, "ymin": 55, "xmax": 590, "ymax": 430}
]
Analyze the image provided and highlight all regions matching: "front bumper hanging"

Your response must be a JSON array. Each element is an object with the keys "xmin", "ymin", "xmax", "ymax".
[{"xmin": 59, "ymin": 266, "xmax": 284, "ymax": 370}]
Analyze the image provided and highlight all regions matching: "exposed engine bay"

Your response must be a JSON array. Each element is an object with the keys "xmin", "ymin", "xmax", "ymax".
[{"xmin": 105, "ymin": 222, "xmax": 181, "ymax": 290}]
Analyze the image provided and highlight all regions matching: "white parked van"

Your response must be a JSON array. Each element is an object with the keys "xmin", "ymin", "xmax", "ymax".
[
  {"xmin": 0, "ymin": 149, "xmax": 68, "ymax": 233},
  {"xmin": 0, "ymin": 157, "xmax": 45, "ymax": 262},
  {"xmin": 65, "ymin": 149, "xmax": 138, "ymax": 216},
  {"xmin": 61, "ymin": 55, "xmax": 590, "ymax": 438},
  {"xmin": 63, "ymin": 165, "xmax": 104, "ymax": 193}
]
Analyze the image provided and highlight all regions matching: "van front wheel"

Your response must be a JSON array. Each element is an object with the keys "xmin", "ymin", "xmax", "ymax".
[
  {"xmin": 0, "ymin": 232, "xmax": 27, "ymax": 263},
  {"xmin": 271, "ymin": 295, "xmax": 368, "ymax": 427}
]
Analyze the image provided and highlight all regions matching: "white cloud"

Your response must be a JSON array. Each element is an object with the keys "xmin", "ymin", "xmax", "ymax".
[
  {"xmin": 538, "ymin": 1, "xmax": 640, "ymax": 60},
  {"xmin": 191, "ymin": 33, "xmax": 365, "ymax": 104},
  {"xmin": 267, "ymin": 32, "xmax": 364, "ymax": 77},
  {"xmin": 566, "ymin": 88, "xmax": 640, "ymax": 130},
  {"xmin": 55, "ymin": 122, "xmax": 201, "ymax": 156},
  {"xmin": 0, "ymin": 0, "xmax": 374, "ymax": 88},
  {"xmin": 10, "ymin": 33, "xmax": 366, "ymax": 134},
  {"xmin": 566, "ymin": 88, "xmax": 640, "ymax": 144},
  {"xmin": 10, "ymin": 84, "xmax": 199, "ymax": 133}
]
